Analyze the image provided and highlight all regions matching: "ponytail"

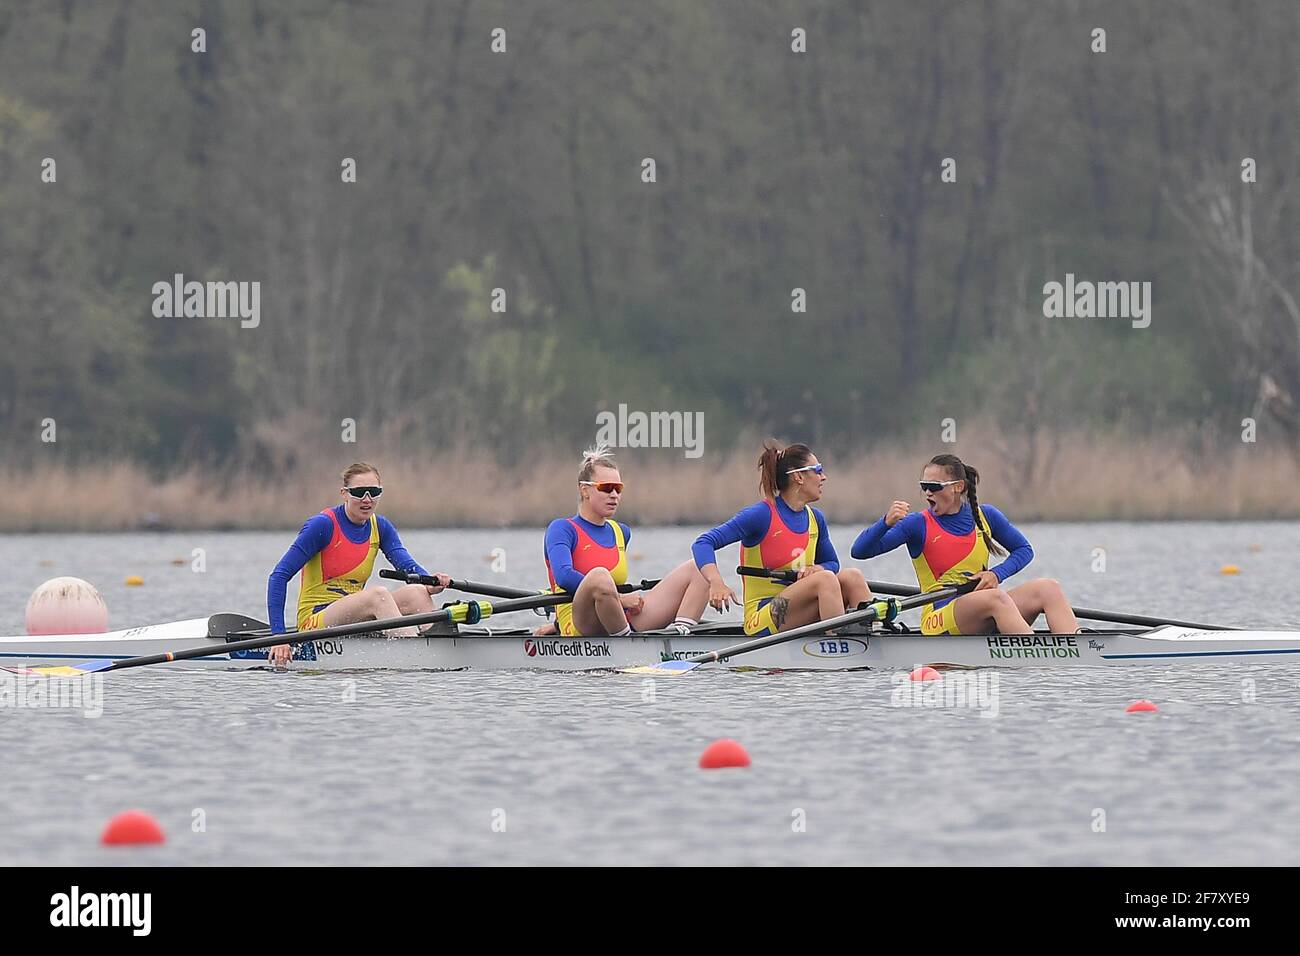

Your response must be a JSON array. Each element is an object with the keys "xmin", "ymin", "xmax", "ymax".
[{"xmin": 758, "ymin": 439, "xmax": 813, "ymax": 498}]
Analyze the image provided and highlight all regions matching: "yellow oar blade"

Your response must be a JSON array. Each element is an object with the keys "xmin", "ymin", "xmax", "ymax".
[
  {"xmin": 618, "ymin": 660, "xmax": 701, "ymax": 676},
  {"xmin": 2, "ymin": 661, "xmax": 110, "ymax": 677}
]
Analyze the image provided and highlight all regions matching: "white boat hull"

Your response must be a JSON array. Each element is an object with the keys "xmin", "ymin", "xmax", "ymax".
[{"xmin": 3, "ymin": 617, "xmax": 1300, "ymax": 671}]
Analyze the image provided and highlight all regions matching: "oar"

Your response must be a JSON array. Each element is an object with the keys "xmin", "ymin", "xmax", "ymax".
[
  {"xmin": 379, "ymin": 569, "xmax": 662, "ymax": 596},
  {"xmin": 855, "ymin": 578, "xmax": 1238, "ymax": 630},
  {"xmin": 379, "ymin": 569, "xmax": 535, "ymax": 599},
  {"xmin": 623, "ymin": 579, "xmax": 980, "ymax": 675},
  {"xmin": 738, "ymin": 567, "xmax": 1238, "ymax": 631},
  {"xmin": 10, "ymin": 591, "xmax": 572, "ymax": 677}
]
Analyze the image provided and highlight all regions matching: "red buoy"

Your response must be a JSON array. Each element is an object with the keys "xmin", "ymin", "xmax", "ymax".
[
  {"xmin": 1126, "ymin": 699, "xmax": 1159, "ymax": 713},
  {"xmin": 909, "ymin": 666, "xmax": 942, "ymax": 682},
  {"xmin": 101, "ymin": 810, "xmax": 166, "ymax": 846},
  {"xmin": 699, "ymin": 738, "xmax": 751, "ymax": 769}
]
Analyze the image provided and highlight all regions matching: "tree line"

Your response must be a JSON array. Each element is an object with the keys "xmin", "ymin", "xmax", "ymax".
[{"xmin": 2, "ymin": 0, "xmax": 1298, "ymax": 471}]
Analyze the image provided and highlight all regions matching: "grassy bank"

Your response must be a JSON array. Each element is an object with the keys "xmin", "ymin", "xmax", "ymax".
[{"xmin": 4, "ymin": 429, "xmax": 1297, "ymax": 531}]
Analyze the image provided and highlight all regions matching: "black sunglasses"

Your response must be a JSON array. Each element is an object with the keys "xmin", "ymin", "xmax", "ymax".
[{"xmin": 345, "ymin": 485, "xmax": 384, "ymax": 499}]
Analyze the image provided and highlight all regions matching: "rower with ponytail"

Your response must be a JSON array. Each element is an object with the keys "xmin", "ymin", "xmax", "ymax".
[
  {"xmin": 851, "ymin": 453, "xmax": 1080, "ymax": 636},
  {"xmin": 691, "ymin": 439, "xmax": 872, "ymax": 636}
]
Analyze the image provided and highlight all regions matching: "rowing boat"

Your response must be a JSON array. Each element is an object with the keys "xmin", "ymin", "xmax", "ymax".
[{"xmin": 4, "ymin": 613, "xmax": 1300, "ymax": 672}]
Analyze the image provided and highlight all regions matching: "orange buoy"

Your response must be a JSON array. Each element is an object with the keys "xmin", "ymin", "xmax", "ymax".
[
  {"xmin": 1219, "ymin": 565, "xmax": 1240, "ymax": 575},
  {"xmin": 1126, "ymin": 699, "xmax": 1158, "ymax": 713},
  {"xmin": 101, "ymin": 810, "xmax": 166, "ymax": 846},
  {"xmin": 909, "ymin": 666, "xmax": 942, "ymax": 682},
  {"xmin": 699, "ymin": 739, "xmax": 751, "ymax": 769}
]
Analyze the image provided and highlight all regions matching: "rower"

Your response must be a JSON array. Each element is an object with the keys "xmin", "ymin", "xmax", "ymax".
[
  {"xmin": 851, "ymin": 453, "xmax": 1079, "ymax": 635},
  {"xmin": 264, "ymin": 462, "xmax": 452, "ymax": 665},
  {"xmin": 543, "ymin": 446, "xmax": 709, "ymax": 636},
  {"xmin": 692, "ymin": 440, "xmax": 870, "ymax": 635}
]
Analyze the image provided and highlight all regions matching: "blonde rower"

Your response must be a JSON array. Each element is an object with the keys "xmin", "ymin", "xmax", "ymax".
[{"xmin": 543, "ymin": 446, "xmax": 710, "ymax": 636}]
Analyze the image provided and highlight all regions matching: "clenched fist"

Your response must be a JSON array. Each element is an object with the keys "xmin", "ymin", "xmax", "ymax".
[{"xmin": 885, "ymin": 500, "xmax": 911, "ymax": 527}]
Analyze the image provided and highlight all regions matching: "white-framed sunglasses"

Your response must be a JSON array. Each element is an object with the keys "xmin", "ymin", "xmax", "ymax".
[
  {"xmin": 918, "ymin": 479, "xmax": 962, "ymax": 493},
  {"xmin": 786, "ymin": 463, "xmax": 825, "ymax": 476}
]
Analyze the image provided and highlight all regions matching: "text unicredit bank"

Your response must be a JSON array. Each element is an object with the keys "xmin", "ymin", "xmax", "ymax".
[{"xmin": 523, "ymin": 639, "xmax": 612, "ymax": 658}]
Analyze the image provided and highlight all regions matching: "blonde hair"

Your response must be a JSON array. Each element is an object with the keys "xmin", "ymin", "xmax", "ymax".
[
  {"xmin": 342, "ymin": 461, "xmax": 381, "ymax": 486},
  {"xmin": 578, "ymin": 444, "xmax": 617, "ymax": 482}
]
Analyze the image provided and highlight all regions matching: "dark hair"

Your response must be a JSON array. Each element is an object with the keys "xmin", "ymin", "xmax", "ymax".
[
  {"xmin": 928, "ymin": 454, "xmax": 1007, "ymax": 556},
  {"xmin": 758, "ymin": 440, "xmax": 814, "ymax": 498}
]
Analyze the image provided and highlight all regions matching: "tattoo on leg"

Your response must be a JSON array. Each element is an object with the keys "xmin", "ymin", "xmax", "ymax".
[{"xmin": 770, "ymin": 596, "xmax": 789, "ymax": 631}]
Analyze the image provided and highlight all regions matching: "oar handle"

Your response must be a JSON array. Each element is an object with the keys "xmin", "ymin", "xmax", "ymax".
[
  {"xmin": 740, "ymin": 567, "xmax": 923, "ymax": 593},
  {"xmin": 380, "ymin": 569, "xmax": 659, "ymax": 597},
  {"xmin": 737, "ymin": 566, "xmax": 798, "ymax": 582},
  {"xmin": 379, "ymin": 569, "xmax": 535, "ymax": 600},
  {"xmin": 620, "ymin": 579, "xmax": 660, "ymax": 594}
]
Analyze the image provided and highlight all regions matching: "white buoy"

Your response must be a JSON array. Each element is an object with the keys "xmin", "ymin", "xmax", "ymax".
[{"xmin": 25, "ymin": 577, "xmax": 109, "ymax": 635}]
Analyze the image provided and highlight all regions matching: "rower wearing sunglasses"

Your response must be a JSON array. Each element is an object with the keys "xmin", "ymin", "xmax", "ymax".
[
  {"xmin": 263, "ymin": 461, "xmax": 452, "ymax": 665},
  {"xmin": 851, "ymin": 453, "xmax": 1078, "ymax": 635},
  {"xmin": 692, "ymin": 440, "xmax": 871, "ymax": 635},
  {"xmin": 542, "ymin": 445, "xmax": 709, "ymax": 637}
]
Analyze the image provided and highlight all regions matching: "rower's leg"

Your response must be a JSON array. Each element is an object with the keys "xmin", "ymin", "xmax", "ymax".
[
  {"xmin": 632, "ymin": 560, "xmax": 710, "ymax": 630},
  {"xmin": 320, "ymin": 588, "xmax": 419, "ymax": 637},
  {"xmin": 952, "ymin": 590, "xmax": 1033, "ymax": 634},
  {"xmin": 570, "ymin": 567, "xmax": 629, "ymax": 636},
  {"xmin": 765, "ymin": 569, "xmax": 845, "ymax": 632},
  {"xmin": 393, "ymin": 583, "xmax": 435, "ymax": 614},
  {"xmin": 836, "ymin": 568, "xmax": 872, "ymax": 607},
  {"xmin": 1008, "ymin": 578, "xmax": 1080, "ymax": 633}
]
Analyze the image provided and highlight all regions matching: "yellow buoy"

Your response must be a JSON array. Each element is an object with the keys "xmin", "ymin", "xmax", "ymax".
[
  {"xmin": 125, "ymin": 575, "xmax": 145, "ymax": 586},
  {"xmin": 1219, "ymin": 565, "xmax": 1240, "ymax": 575}
]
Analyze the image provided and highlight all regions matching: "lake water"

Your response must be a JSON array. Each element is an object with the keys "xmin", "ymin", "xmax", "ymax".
[{"xmin": 2, "ymin": 523, "xmax": 1299, "ymax": 865}]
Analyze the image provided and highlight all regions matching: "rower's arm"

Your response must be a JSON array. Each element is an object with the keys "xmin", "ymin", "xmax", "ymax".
[
  {"xmin": 851, "ymin": 513, "xmax": 924, "ymax": 559},
  {"xmin": 691, "ymin": 503, "xmax": 770, "ymax": 571},
  {"xmin": 266, "ymin": 517, "xmax": 333, "ymax": 634},
  {"xmin": 981, "ymin": 506, "xmax": 1034, "ymax": 582},
  {"xmin": 811, "ymin": 509, "xmax": 840, "ymax": 572},
  {"xmin": 377, "ymin": 517, "xmax": 429, "ymax": 577}
]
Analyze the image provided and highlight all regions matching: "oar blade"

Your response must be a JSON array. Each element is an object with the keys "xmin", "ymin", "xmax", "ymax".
[
  {"xmin": 2, "ymin": 659, "xmax": 114, "ymax": 677},
  {"xmin": 619, "ymin": 659, "xmax": 702, "ymax": 676}
]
